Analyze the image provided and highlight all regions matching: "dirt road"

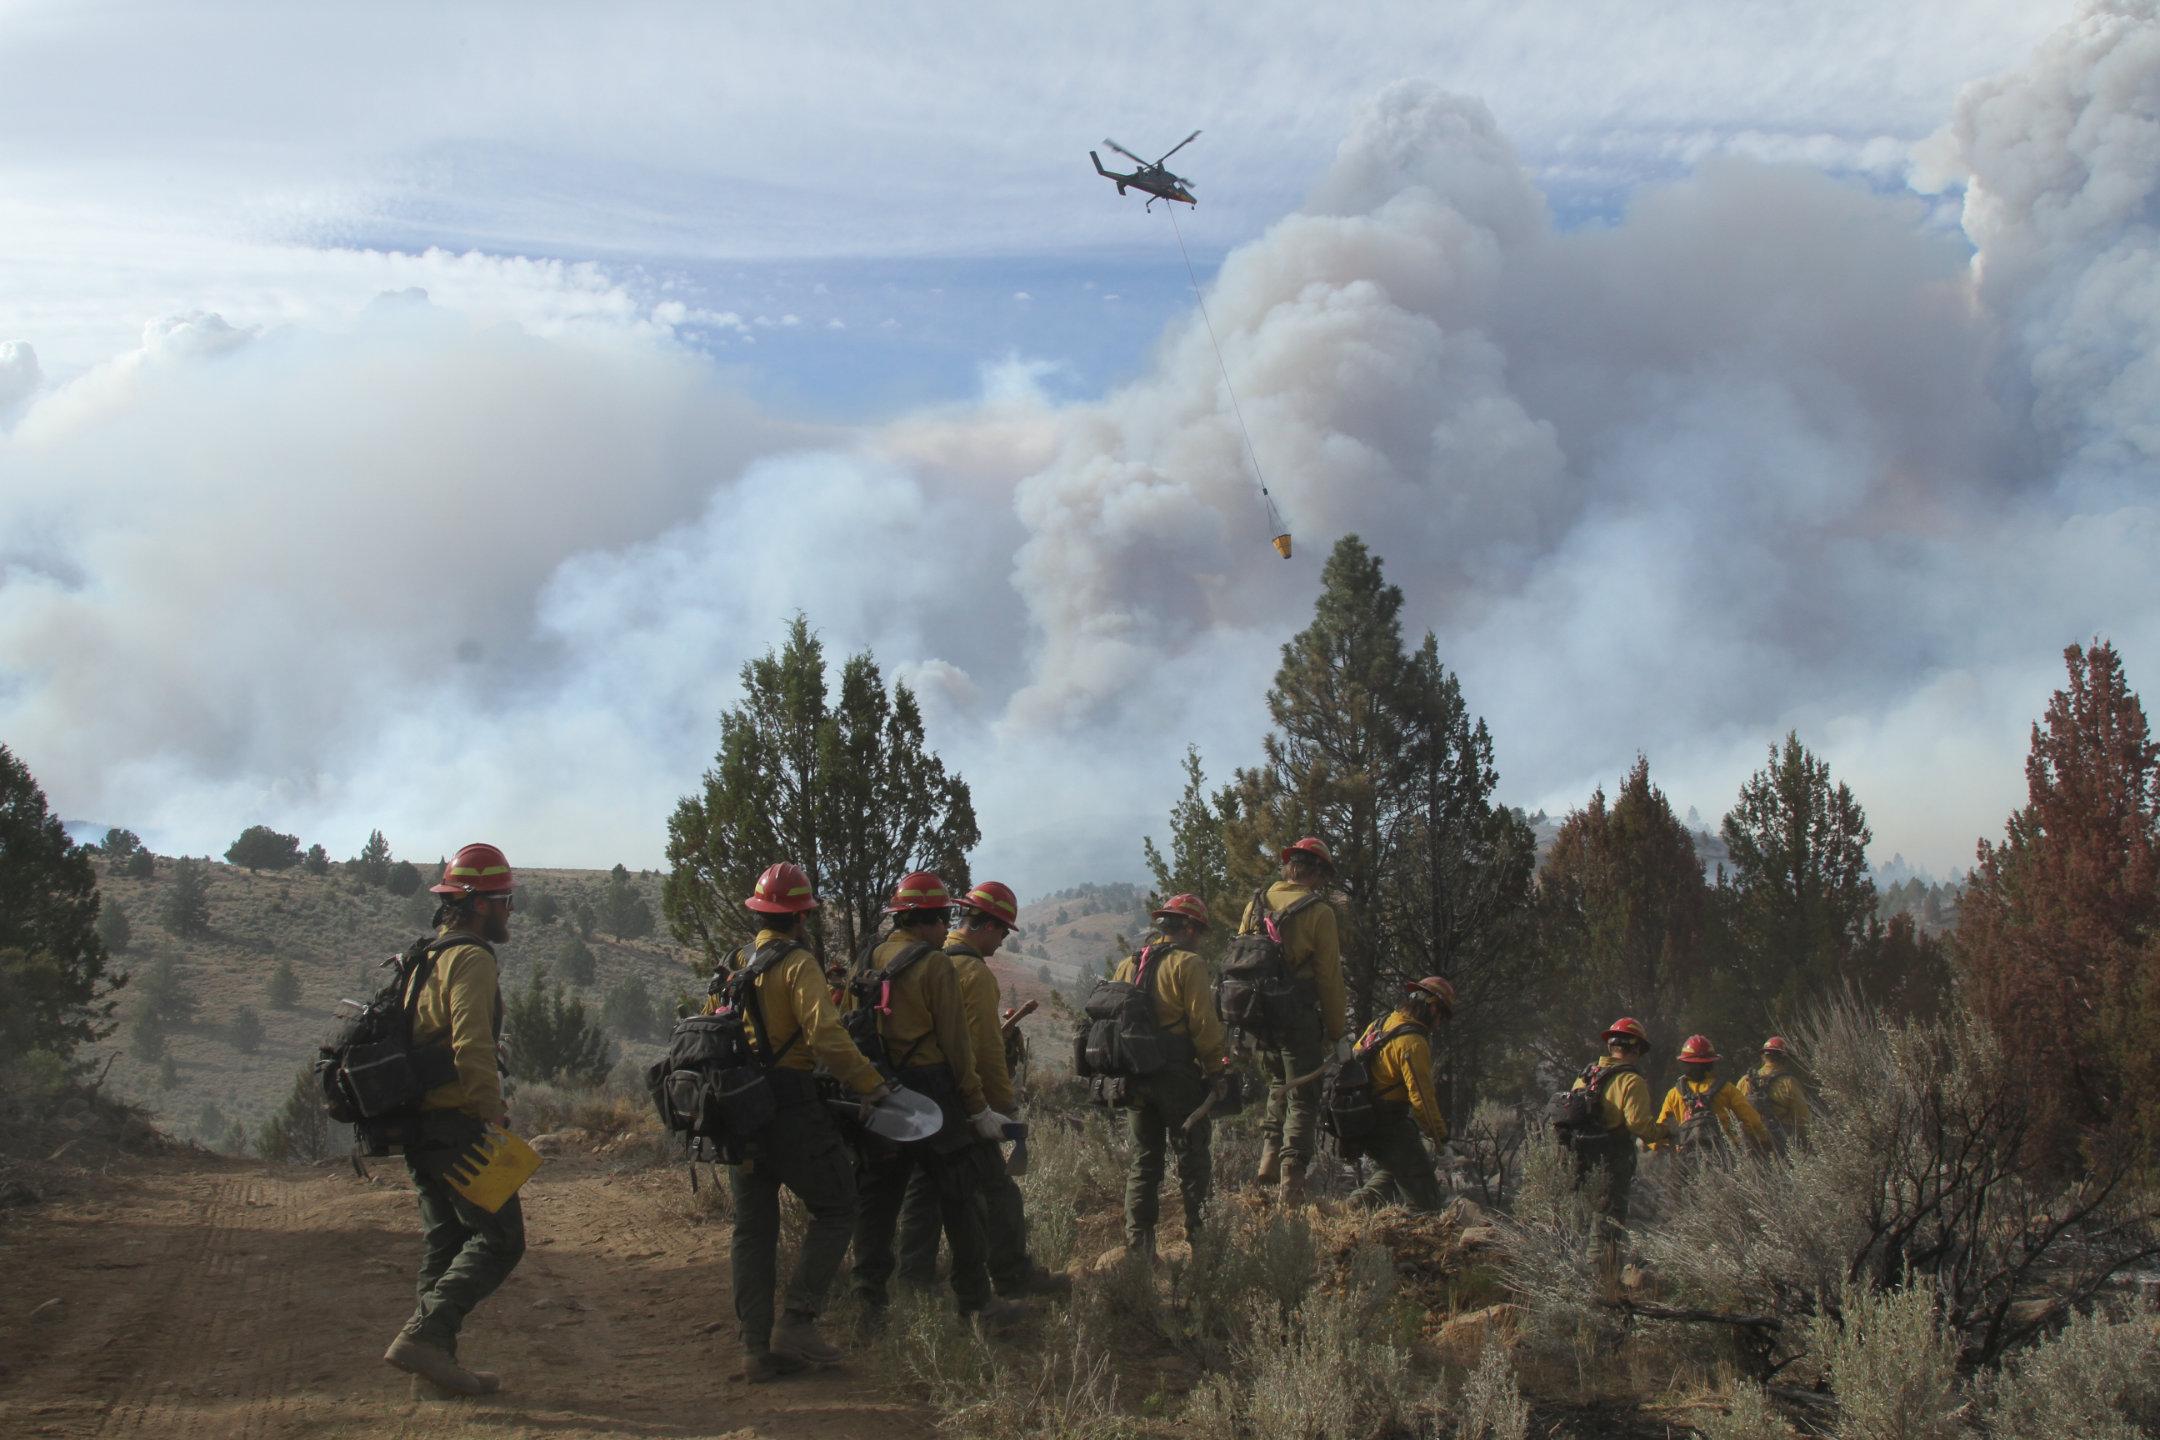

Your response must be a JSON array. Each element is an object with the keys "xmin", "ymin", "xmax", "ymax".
[{"xmin": 0, "ymin": 1148, "xmax": 933, "ymax": 1439}]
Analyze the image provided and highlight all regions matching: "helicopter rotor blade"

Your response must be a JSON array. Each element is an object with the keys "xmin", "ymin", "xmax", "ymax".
[
  {"xmin": 1103, "ymin": 139, "xmax": 1146, "ymax": 165},
  {"xmin": 1155, "ymin": 129, "xmax": 1201, "ymax": 164}
]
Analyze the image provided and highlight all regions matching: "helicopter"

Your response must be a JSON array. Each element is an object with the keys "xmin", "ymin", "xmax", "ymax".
[{"xmin": 1089, "ymin": 130, "xmax": 1200, "ymax": 209}]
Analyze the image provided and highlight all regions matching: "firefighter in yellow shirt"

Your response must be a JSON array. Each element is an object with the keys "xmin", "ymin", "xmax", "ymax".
[
  {"xmin": 728, "ymin": 863, "xmax": 890, "ymax": 1383},
  {"xmin": 1653, "ymin": 1034, "xmax": 1772, "ymax": 1157},
  {"xmin": 382, "ymin": 844, "xmax": 523, "ymax": 1398},
  {"xmin": 1346, "ymin": 977, "xmax": 1455, "ymax": 1213},
  {"xmin": 1564, "ymin": 1018, "xmax": 1669, "ymax": 1227},
  {"xmin": 1737, "ymin": 1036, "xmax": 1810, "ymax": 1149},
  {"xmin": 1114, "ymin": 894, "xmax": 1230, "ymax": 1256},
  {"xmin": 1238, "ymin": 836, "xmax": 1346, "ymax": 1204}
]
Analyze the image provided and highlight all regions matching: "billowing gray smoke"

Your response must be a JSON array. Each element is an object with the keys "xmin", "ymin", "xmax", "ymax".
[{"xmin": 1, "ymin": 4, "xmax": 2154, "ymax": 892}]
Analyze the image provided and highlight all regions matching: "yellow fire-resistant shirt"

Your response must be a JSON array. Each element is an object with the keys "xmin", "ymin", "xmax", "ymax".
[
  {"xmin": 406, "ymin": 930, "xmax": 504, "ymax": 1122},
  {"xmin": 1738, "ymin": 1061, "xmax": 1810, "ymax": 1138},
  {"xmin": 1652, "ymin": 1075, "xmax": 1772, "ymax": 1151},
  {"xmin": 860, "ymin": 931, "xmax": 984, "ymax": 1114},
  {"xmin": 944, "ymin": 932, "xmax": 1014, "ymax": 1115},
  {"xmin": 1572, "ymin": 1059, "xmax": 1666, "ymax": 1145},
  {"xmin": 1359, "ymin": 1008, "xmax": 1447, "ymax": 1143},
  {"xmin": 1110, "ymin": 937, "xmax": 1227, "ymax": 1068},
  {"xmin": 1236, "ymin": 880, "xmax": 1348, "ymax": 1042},
  {"xmin": 740, "ymin": 929, "xmax": 884, "ymax": 1097}
]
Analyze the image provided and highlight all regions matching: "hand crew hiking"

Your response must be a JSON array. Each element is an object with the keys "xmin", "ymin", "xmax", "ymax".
[
  {"xmin": 1109, "ymin": 894, "xmax": 1229, "ymax": 1258},
  {"xmin": 1653, "ymin": 1034, "xmax": 1771, "ymax": 1157},
  {"xmin": 718, "ymin": 863, "xmax": 889, "ymax": 1384},
  {"xmin": 378, "ymin": 843, "xmax": 527, "ymax": 1399},
  {"xmin": 847, "ymin": 872, "xmax": 1021, "ymax": 1326},
  {"xmin": 896, "ymin": 881, "xmax": 1069, "ymax": 1300},
  {"xmin": 1338, "ymin": 976, "xmax": 1455, "ymax": 1214},
  {"xmin": 1736, "ymin": 1035, "xmax": 1809, "ymax": 1150},
  {"xmin": 1234, "ymin": 836, "xmax": 1345, "ymax": 1204}
]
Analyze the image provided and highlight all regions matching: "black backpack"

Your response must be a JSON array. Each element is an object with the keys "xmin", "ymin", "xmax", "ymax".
[
  {"xmin": 645, "ymin": 937, "xmax": 804, "ymax": 1161},
  {"xmin": 315, "ymin": 932, "xmax": 486, "ymax": 1127},
  {"xmin": 1320, "ymin": 1022, "xmax": 1420, "ymax": 1142},
  {"xmin": 1547, "ymin": 1059, "xmax": 1636, "ymax": 1147},
  {"xmin": 1670, "ymin": 1078, "xmax": 1729, "ymax": 1155},
  {"xmin": 841, "ymin": 940, "xmax": 936, "ymax": 1080},
  {"xmin": 1076, "ymin": 944, "xmax": 1191, "ymax": 1078},
  {"xmin": 1216, "ymin": 888, "xmax": 1322, "ymax": 1042}
]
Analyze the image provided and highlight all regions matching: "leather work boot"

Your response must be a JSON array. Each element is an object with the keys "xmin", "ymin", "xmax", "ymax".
[
  {"xmin": 743, "ymin": 1348, "xmax": 808, "ymax": 1385},
  {"xmin": 1278, "ymin": 1156, "xmax": 1308, "ymax": 1207},
  {"xmin": 410, "ymin": 1369, "xmax": 501, "ymax": 1402},
  {"xmin": 1255, "ymin": 1140, "xmax": 1283, "ymax": 1186},
  {"xmin": 384, "ymin": 1334, "xmax": 487, "ymax": 1396},
  {"xmin": 1001, "ymin": 1263, "xmax": 1072, "ymax": 1299},
  {"xmin": 770, "ymin": 1314, "xmax": 844, "ymax": 1367}
]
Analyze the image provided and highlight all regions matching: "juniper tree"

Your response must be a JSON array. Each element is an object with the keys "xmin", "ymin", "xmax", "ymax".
[
  {"xmin": 386, "ymin": 859, "xmax": 423, "ymax": 897},
  {"xmin": 302, "ymin": 843, "xmax": 330, "ymax": 875},
  {"xmin": 96, "ymin": 900, "xmax": 132, "ymax": 956},
  {"xmin": 0, "ymin": 746, "xmax": 124, "ymax": 1076},
  {"xmin": 664, "ymin": 614, "xmax": 978, "ymax": 967},
  {"xmin": 353, "ymin": 830, "xmax": 392, "ymax": 888},
  {"xmin": 505, "ymin": 963, "xmax": 616, "ymax": 1085},
  {"xmin": 159, "ymin": 857, "xmax": 213, "ymax": 938},
  {"xmin": 266, "ymin": 956, "xmax": 301, "ymax": 1008},
  {"xmin": 225, "ymin": 825, "xmax": 302, "ymax": 873}
]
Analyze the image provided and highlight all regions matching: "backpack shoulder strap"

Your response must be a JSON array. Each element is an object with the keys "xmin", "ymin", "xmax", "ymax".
[
  {"xmin": 885, "ymin": 940, "xmax": 935, "ymax": 980},
  {"xmin": 1238, "ymin": 887, "xmax": 1270, "ymax": 937},
  {"xmin": 730, "ymin": 937, "xmax": 810, "ymax": 1068},
  {"xmin": 1134, "ymin": 945, "xmax": 1188, "ymax": 1034}
]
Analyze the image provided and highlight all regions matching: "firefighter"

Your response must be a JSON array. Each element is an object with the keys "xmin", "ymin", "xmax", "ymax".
[
  {"xmin": 895, "ymin": 881, "xmax": 1068, "ymax": 1299},
  {"xmin": 1238, "ymin": 836, "xmax": 1345, "ymax": 1205},
  {"xmin": 1737, "ymin": 1036, "xmax": 1810, "ymax": 1148},
  {"xmin": 381, "ymin": 843, "xmax": 525, "ymax": 1398},
  {"xmin": 728, "ymin": 863, "xmax": 891, "ymax": 1383},
  {"xmin": 848, "ymin": 872, "xmax": 1020, "ymax": 1324},
  {"xmin": 1346, "ymin": 976, "xmax": 1455, "ymax": 1213},
  {"xmin": 1115, "ymin": 894, "xmax": 1230, "ymax": 1257},
  {"xmin": 1567, "ymin": 1018, "xmax": 1669, "ymax": 1228},
  {"xmin": 1654, "ymin": 1034, "xmax": 1772, "ymax": 1155}
]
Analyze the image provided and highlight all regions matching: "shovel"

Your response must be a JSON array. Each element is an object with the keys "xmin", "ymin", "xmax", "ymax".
[{"xmin": 826, "ymin": 1085, "xmax": 944, "ymax": 1143}]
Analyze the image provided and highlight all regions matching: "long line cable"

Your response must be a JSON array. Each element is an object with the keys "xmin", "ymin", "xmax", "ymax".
[{"xmin": 1165, "ymin": 203, "xmax": 1286, "ymax": 539}]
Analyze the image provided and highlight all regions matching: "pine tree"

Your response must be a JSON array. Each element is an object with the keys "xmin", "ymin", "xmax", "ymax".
[
  {"xmin": 1143, "ymin": 746, "xmax": 1234, "ymax": 959},
  {"xmin": 101, "ymin": 827, "xmax": 144, "ymax": 866},
  {"xmin": 664, "ymin": 614, "xmax": 978, "ymax": 967},
  {"xmin": 230, "ymin": 1005, "xmax": 264, "ymax": 1054},
  {"xmin": 266, "ymin": 956, "xmax": 301, "ymax": 1009},
  {"xmin": 1534, "ymin": 756, "xmax": 1709, "ymax": 1062},
  {"xmin": 1958, "ymin": 641, "xmax": 2160, "ymax": 1162},
  {"xmin": 601, "ymin": 973, "xmax": 664, "ymax": 1042},
  {"xmin": 96, "ymin": 900, "xmax": 132, "ymax": 956},
  {"xmin": 302, "ymin": 843, "xmax": 330, "ymax": 875},
  {"xmin": 124, "ymin": 847, "xmax": 154, "ymax": 878},
  {"xmin": 0, "ymin": 745, "xmax": 124, "ymax": 1075},
  {"xmin": 561, "ymin": 931, "xmax": 597, "ymax": 987},
  {"xmin": 602, "ymin": 866, "xmax": 653, "ymax": 939},
  {"xmin": 159, "ymin": 857, "xmax": 213, "ymax": 938},
  {"xmin": 505, "ymin": 963, "xmax": 617, "ymax": 1085},
  {"xmin": 353, "ymin": 830, "xmax": 392, "ymax": 888},
  {"xmin": 224, "ymin": 825, "xmax": 302, "ymax": 873}
]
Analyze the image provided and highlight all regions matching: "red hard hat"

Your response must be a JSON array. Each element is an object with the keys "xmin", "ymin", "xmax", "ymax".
[
  {"xmin": 1152, "ymin": 893, "xmax": 1212, "ymax": 929},
  {"xmin": 1406, "ymin": 975, "xmax": 1457, "ymax": 1014},
  {"xmin": 1602, "ymin": 1017, "xmax": 1649, "ymax": 1045},
  {"xmin": 1762, "ymin": 1036, "xmax": 1790, "ymax": 1056},
  {"xmin": 746, "ymin": 862, "xmax": 819, "ymax": 914},
  {"xmin": 956, "ymin": 880, "xmax": 1021, "ymax": 930},
  {"xmin": 430, "ymin": 842, "xmax": 514, "ymax": 896},
  {"xmin": 883, "ymin": 871, "xmax": 953, "ymax": 914},
  {"xmin": 1280, "ymin": 836, "xmax": 1334, "ymax": 870},
  {"xmin": 1678, "ymin": 1034, "xmax": 1721, "ymax": 1064}
]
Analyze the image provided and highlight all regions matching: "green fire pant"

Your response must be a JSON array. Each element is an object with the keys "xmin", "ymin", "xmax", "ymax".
[
  {"xmin": 895, "ymin": 1140, "xmax": 1035, "ymax": 1295},
  {"xmin": 1347, "ymin": 1107, "xmax": 1443, "ymax": 1213},
  {"xmin": 402, "ymin": 1156, "xmax": 526, "ymax": 1352},
  {"xmin": 1124, "ymin": 1062, "xmax": 1212, "ymax": 1245},
  {"xmin": 1258, "ymin": 1013, "xmax": 1328, "ymax": 1166},
  {"xmin": 853, "ymin": 1140, "xmax": 992, "ymax": 1312},
  {"xmin": 730, "ymin": 1100, "xmax": 860, "ymax": 1355}
]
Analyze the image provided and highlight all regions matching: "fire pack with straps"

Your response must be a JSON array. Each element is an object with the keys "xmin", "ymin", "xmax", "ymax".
[
  {"xmin": 840, "ymin": 939, "xmax": 936, "ymax": 1081},
  {"xmin": 1320, "ymin": 1021, "xmax": 1420, "ymax": 1142},
  {"xmin": 1215, "ymin": 887, "xmax": 1322, "ymax": 1042},
  {"xmin": 1076, "ymin": 943, "xmax": 1192, "ymax": 1079},
  {"xmin": 646, "ymin": 936, "xmax": 804, "ymax": 1162},
  {"xmin": 315, "ymin": 932, "xmax": 484, "ymax": 1127},
  {"xmin": 1547, "ymin": 1059, "xmax": 1636, "ymax": 1150}
]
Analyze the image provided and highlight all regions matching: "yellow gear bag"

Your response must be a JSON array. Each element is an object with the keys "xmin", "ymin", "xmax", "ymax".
[{"xmin": 438, "ymin": 1124, "xmax": 542, "ymax": 1213}]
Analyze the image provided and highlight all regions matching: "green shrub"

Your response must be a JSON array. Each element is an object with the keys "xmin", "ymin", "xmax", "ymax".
[
  {"xmin": 1982, "ymin": 1308, "xmax": 2160, "ymax": 1440},
  {"xmin": 1809, "ymin": 1277, "xmax": 1961, "ymax": 1440},
  {"xmin": 1453, "ymin": 1337, "xmax": 1530, "ymax": 1440},
  {"xmin": 266, "ymin": 957, "xmax": 300, "ymax": 1008}
]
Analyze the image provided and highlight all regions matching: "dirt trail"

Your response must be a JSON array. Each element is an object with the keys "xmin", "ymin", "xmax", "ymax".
[{"xmin": 0, "ymin": 1148, "xmax": 934, "ymax": 1439}]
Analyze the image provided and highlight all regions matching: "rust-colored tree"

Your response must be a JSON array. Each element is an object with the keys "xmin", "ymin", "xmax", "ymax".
[
  {"xmin": 1532, "ymin": 755, "xmax": 1709, "ymax": 1065},
  {"xmin": 1958, "ymin": 640, "xmax": 2160, "ymax": 1166}
]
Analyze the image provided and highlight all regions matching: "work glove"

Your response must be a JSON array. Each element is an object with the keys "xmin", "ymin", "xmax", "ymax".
[
  {"xmin": 968, "ymin": 1107, "xmax": 1015, "ymax": 1143},
  {"xmin": 856, "ymin": 1081, "xmax": 896, "ymax": 1125}
]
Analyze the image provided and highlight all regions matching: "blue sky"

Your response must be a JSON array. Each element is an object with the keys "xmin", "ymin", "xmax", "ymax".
[{"xmin": 4, "ymin": 1, "xmax": 2152, "ymax": 898}]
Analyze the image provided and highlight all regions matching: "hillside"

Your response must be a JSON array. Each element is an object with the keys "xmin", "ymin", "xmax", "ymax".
[{"xmin": 87, "ymin": 860, "xmax": 697, "ymax": 1151}]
